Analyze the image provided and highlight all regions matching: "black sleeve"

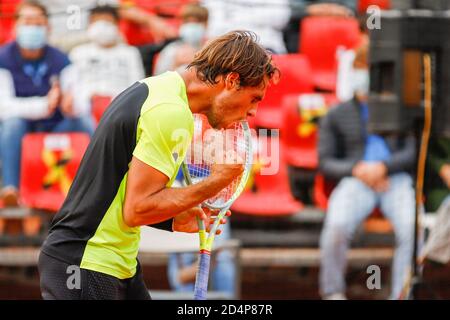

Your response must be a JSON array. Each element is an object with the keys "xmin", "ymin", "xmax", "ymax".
[
  {"xmin": 318, "ymin": 112, "xmax": 358, "ymax": 179},
  {"xmin": 384, "ymin": 134, "xmax": 416, "ymax": 175},
  {"xmin": 147, "ymin": 218, "xmax": 174, "ymax": 232}
]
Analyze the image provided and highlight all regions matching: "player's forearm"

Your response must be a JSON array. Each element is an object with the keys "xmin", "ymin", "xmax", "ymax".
[{"xmin": 126, "ymin": 176, "xmax": 229, "ymax": 227}]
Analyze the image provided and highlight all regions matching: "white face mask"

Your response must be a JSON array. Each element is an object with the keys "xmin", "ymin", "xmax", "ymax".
[
  {"xmin": 352, "ymin": 68, "xmax": 370, "ymax": 96},
  {"xmin": 87, "ymin": 20, "xmax": 119, "ymax": 47},
  {"xmin": 179, "ymin": 22, "xmax": 206, "ymax": 47}
]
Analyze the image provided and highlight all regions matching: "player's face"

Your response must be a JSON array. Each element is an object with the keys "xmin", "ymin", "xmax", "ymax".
[{"xmin": 206, "ymin": 74, "xmax": 268, "ymax": 129}]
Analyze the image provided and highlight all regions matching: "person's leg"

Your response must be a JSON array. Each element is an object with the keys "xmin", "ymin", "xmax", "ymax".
[
  {"xmin": 0, "ymin": 118, "xmax": 31, "ymax": 202},
  {"xmin": 52, "ymin": 116, "xmax": 95, "ymax": 136},
  {"xmin": 167, "ymin": 253, "xmax": 196, "ymax": 292},
  {"xmin": 379, "ymin": 173, "xmax": 415, "ymax": 300},
  {"xmin": 211, "ymin": 222, "xmax": 236, "ymax": 296},
  {"xmin": 319, "ymin": 177, "xmax": 378, "ymax": 298}
]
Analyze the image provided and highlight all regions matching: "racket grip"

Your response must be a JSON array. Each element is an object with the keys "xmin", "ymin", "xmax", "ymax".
[{"xmin": 193, "ymin": 252, "xmax": 211, "ymax": 300}]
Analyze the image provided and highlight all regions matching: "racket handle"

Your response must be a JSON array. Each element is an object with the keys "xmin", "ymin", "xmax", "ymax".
[{"xmin": 193, "ymin": 252, "xmax": 211, "ymax": 300}]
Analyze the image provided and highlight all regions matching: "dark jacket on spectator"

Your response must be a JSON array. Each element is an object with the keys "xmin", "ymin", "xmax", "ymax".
[{"xmin": 318, "ymin": 98, "xmax": 416, "ymax": 180}]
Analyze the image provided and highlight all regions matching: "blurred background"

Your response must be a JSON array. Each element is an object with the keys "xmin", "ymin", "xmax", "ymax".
[{"xmin": 0, "ymin": 0, "xmax": 449, "ymax": 300}]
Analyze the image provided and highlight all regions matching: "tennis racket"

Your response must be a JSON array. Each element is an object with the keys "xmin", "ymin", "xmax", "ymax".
[{"xmin": 181, "ymin": 115, "xmax": 253, "ymax": 300}]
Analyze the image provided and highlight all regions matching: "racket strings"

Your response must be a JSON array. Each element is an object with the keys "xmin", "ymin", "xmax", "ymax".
[{"xmin": 185, "ymin": 115, "xmax": 251, "ymax": 206}]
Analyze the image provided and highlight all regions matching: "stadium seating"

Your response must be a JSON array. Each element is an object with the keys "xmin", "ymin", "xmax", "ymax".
[
  {"xmin": 281, "ymin": 92, "xmax": 339, "ymax": 170},
  {"xmin": 299, "ymin": 16, "xmax": 361, "ymax": 91},
  {"xmin": 19, "ymin": 133, "xmax": 90, "ymax": 212},
  {"xmin": 358, "ymin": 0, "xmax": 391, "ymax": 14},
  {"xmin": 0, "ymin": 0, "xmax": 19, "ymax": 44},
  {"xmin": 91, "ymin": 95, "xmax": 113, "ymax": 125},
  {"xmin": 313, "ymin": 174, "xmax": 335, "ymax": 211},
  {"xmin": 254, "ymin": 54, "xmax": 314, "ymax": 129},
  {"xmin": 149, "ymin": 0, "xmax": 193, "ymax": 17},
  {"xmin": 282, "ymin": 95, "xmax": 318, "ymax": 170},
  {"xmin": 231, "ymin": 138, "xmax": 304, "ymax": 216}
]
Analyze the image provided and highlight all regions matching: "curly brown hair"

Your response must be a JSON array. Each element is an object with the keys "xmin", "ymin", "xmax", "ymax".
[{"xmin": 187, "ymin": 30, "xmax": 279, "ymax": 87}]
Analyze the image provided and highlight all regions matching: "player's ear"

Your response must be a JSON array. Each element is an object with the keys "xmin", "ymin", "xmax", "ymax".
[{"xmin": 224, "ymin": 72, "xmax": 241, "ymax": 90}]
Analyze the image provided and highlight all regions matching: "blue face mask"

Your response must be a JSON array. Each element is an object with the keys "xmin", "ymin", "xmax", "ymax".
[
  {"xmin": 179, "ymin": 23, "xmax": 206, "ymax": 47},
  {"xmin": 16, "ymin": 25, "xmax": 47, "ymax": 50}
]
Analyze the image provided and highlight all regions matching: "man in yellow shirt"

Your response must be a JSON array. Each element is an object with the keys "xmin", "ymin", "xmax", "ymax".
[{"xmin": 39, "ymin": 30, "xmax": 278, "ymax": 299}]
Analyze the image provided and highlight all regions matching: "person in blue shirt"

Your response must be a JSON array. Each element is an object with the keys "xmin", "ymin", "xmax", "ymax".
[
  {"xmin": 0, "ymin": 0, "xmax": 94, "ymax": 207},
  {"xmin": 318, "ymin": 36, "xmax": 416, "ymax": 300}
]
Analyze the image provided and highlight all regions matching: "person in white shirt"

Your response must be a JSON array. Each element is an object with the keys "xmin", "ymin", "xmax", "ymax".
[
  {"xmin": 60, "ymin": 5, "xmax": 145, "ymax": 119},
  {"xmin": 202, "ymin": 0, "xmax": 291, "ymax": 54}
]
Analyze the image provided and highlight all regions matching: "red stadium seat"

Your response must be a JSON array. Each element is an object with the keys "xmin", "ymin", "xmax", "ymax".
[
  {"xmin": 119, "ymin": 0, "xmax": 158, "ymax": 45},
  {"xmin": 281, "ymin": 95, "xmax": 318, "ymax": 170},
  {"xmin": 299, "ymin": 17, "xmax": 361, "ymax": 91},
  {"xmin": 0, "ymin": 0, "xmax": 20, "ymax": 44},
  {"xmin": 281, "ymin": 93, "xmax": 339, "ymax": 169},
  {"xmin": 255, "ymin": 54, "xmax": 314, "ymax": 129},
  {"xmin": 358, "ymin": 0, "xmax": 391, "ymax": 14},
  {"xmin": 231, "ymin": 139, "xmax": 303, "ymax": 216},
  {"xmin": 313, "ymin": 174, "xmax": 336, "ymax": 211},
  {"xmin": 20, "ymin": 133, "xmax": 90, "ymax": 212},
  {"xmin": 150, "ymin": 0, "xmax": 193, "ymax": 17},
  {"xmin": 91, "ymin": 95, "xmax": 112, "ymax": 125}
]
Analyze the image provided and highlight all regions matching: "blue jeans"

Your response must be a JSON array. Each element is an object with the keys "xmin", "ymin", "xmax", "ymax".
[
  {"xmin": 319, "ymin": 173, "xmax": 415, "ymax": 299},
  {"xmin": 167, "ymin": 222, "xmax": 236, "ymax": 295},
  {"xmin": 1, "ymin": 116, "xmax": 95, "ymax": 188}
]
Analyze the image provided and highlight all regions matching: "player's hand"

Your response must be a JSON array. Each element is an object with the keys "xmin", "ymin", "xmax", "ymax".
[
  {"xmin": 210, "ymin": 149, "xmax": 244, "ymax": 185},
  {"xmin": 210, "ymin": 163, "xmax": 244, "ymax": 187},
  {"xmin": 173, "ymin": 207, "xmax": 231, "ymax": 234}
]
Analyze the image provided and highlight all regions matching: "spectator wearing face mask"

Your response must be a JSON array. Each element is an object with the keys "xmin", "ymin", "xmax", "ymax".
[
  {"xmin": 153, "ymin": 4, "xmax": 208, "ymax": 75},
  {"xmin": 0, "ymin": 0, "xmax": 94, "ymax": 207},
  {"xmin": 39, "ymin": 0, "xmax": 177, "ymax": 53},
  {"xmin": 59, "ymin": 5, "xmax": 145, "ymax": 119},
  {"xmin": 318, "ymin": 35, "xmax": 416, "ymax": 300}
]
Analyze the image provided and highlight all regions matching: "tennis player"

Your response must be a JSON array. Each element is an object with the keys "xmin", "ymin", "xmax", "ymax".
[{"xmin": 38, "ymin": 30, "xmax": 278, "ymax": 299}]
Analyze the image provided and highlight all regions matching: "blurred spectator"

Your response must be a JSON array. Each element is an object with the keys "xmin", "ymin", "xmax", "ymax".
[
  {"xmin": 202, "ymin": 0, "xmax": 291, "ymax": 54},
  {"xmin": 284, "ymin": 0, "xmax": 356, "ymax": 53},
  {"xmin": 154, "ymin": 3, "xmax": 208, "ymax": 75},
  {"xmin": 0, "ymin": 0, "xmax": 93, "ymax": 207},
  {"xmin": 40, "ymin": 0, "xmax": 176, "ymax": 52},
  {"xmin": 426, "ymin": 137, "xmax": 450, "ymax": 212},
  {"xmin": 318, "ymin": 36, "xmax": 416, "ymax": 300},
  {"xmin": 59, "ymin": 5, "xmax": 145, "ymax": 118}
]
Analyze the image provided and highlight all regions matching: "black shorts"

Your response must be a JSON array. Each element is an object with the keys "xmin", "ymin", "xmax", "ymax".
[{"xmin": 38, "ymin": 251, "xmax": 151, "ymax": 300}]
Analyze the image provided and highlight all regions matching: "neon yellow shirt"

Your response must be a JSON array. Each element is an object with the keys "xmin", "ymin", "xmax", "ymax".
[{"xmin": 78, "ymin": 72, "xmax": 194, "ymax": 279}]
